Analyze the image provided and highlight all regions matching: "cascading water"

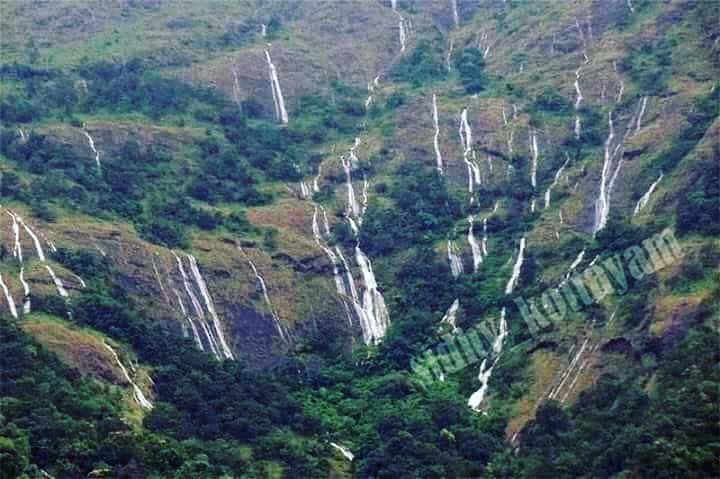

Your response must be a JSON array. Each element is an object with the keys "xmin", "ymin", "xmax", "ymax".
[
  {"xmin": 468, "ymin": 307, "xmax": 508, "ymax": 411},
  {"xmin": 548, "ymin": 336, "xmax": 590, "ymax": 400},
  {"xmin": 432, "ymin": 94, "xmax": 444, "ymax": 174},
  {"xmin": 81, "ymin": 130, "xmax": 101, "ymax": 169},
  {"xmin": 451, "ymin": 0, "xmax": 460, "ymax": 27},
  {"xmin": 560, "ymin": 249, "xmax": 585, "ymax": 286},
  {"xmin": 544, "ymin": 156, "xmax": 570, "ymax": 208},
  {"xmin": 174, "ymin": 252, "xmax": 222, "ymax": 359},
  {"xmin": 187, "ymin": 254, "xmax": 236, "ymax": 358},
  {"xmin": 633, "ymin": 172, "xmax": 663, "ymax": 216},
  {"xmin": 19, "ymin": 217, "xmax": 46, "ymax": 262},
  {"xmin": 447, "ymin": 238, "xmax": 464, "ymax": 278},
  {"xmin": 530, "ymin": 130, "xmax": 539, "ymax": 189},
  {"xmin": 19, "ymin": 268, "xmax": 30, "ymax": 313},
  {"xmin": 330, "ymin": 443, "xmax": 355, "ymax": 462},
  {"xmin": 634, "ymin": 96, "xmax": 648, "ymax": 134},
  {"xmin": 467, "ymin": 216, "xmax": 483, "ymax": 272},
  {"xmin": 241, "ymin": 248, "xmax": 288, "ymax": 343},
  {"xmin": 0, "ymin": 273, "xmax": 18, "ymax": 319},
  {"xmin": 574, "ymin": 68, "xmax": 584, "ymax": 139},
  {"xmin": 264, "ymin": 49, "xmax": 289, "ymax": 124},
  {"xmin": 441, "ymin": 298, "xmax": 460, "ymax": 333},
  {"xmin": 354, "ymin": 246, "xmax": 390, "ymax": 343},
  {"xmin": 505, "ymin": 237, "xmax": 525, "ymax": 295},
  {"xmin": 7, "ymin": 212, "xmax": 22, "ymax": 262},
  {"xmin": 594, "ymin": 111, "xmax": 616, "ymax": 234},
  {"xmin": 103, "ymin": 342, "xmax": 154, "ymax": 410},
  {"xmin": 45, "ymin": 265, "xmax": 68, "ymax": 298}
]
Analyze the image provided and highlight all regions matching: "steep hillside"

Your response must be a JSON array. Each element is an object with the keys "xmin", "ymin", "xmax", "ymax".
[{"xmin": 0, "ymin": 0, "xmax": 718, "ymax": 477}]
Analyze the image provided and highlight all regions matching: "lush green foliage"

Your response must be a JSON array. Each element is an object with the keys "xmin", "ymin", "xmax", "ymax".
[
  {"xmin": 454, "ymin": 47, "xmax": 487, "ymax": 94},
  {"xmin": 496, "ymin": 326, "xmax": 720, "ymax": 478}
]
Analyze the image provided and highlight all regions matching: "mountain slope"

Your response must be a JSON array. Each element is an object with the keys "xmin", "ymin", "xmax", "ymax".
[{"xmin": 0, "ymin": 0, "xmax": 718, "ymax": 477}]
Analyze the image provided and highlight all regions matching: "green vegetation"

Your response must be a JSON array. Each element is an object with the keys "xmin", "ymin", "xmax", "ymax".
[{"xmin": 454, "ymin": 47, "xmax": 487, "ymax": 94}]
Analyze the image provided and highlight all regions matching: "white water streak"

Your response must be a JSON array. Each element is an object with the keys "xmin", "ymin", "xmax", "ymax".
[
  {"xmin": 0, "ymin": 273, "xmax": 18, "ymax": 318},
  {"xmin": 264, "ymin": 50, "xmax": 289, "ymax": 124},
  {"xmin": 103, "ymin": 342, "xmax": 153, "ymax": 410},
  {"xmin": 505, "ymin": 237, "xmax": 525, "ymax": 295},
  {"xmin": 187, "ymin": 254, "xmax": 236, "ymax": 358},
  {"xmin": 447, "ymin": 239, "xmax": 464, "ymax": 278},
  {"xmin": 45, "ymin": 265, "xmax": 68, "ymax": 298},
  {"xmin": 19, "ymin": 268, "xmax": 30, "ymax": 313},
  {"xmin": 530, "ymin": 131, "xmax": 539, "ymax": 189},
  {"xmin": 633, "ymin": 172, "xmax": 663, "ymax": 216},
  {"xmin": 467, "ymin": 216, "xmax": 483, "ymax": 271},
  {"xmin": 432, "ymin": 94, "xmax": 443, "ymax": 173},
  {"xmin": 330, "ymin": 442, "xmax": 355, "ymax": 461},
  {"xmin": 81, "ymin": 130, "xmax": 101, "ymax": 169},
  {"xmin": 544, "ymin": 156, "xmax": 570, "ymax": 208},
  {"xmin": 441, "ymin": 298, "xmax": 460, "ymax": 332}
]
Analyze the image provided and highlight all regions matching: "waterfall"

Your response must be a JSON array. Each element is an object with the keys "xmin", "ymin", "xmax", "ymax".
[
  {"xmin": 17, "ymin": 128, "xmax": 26, "ymax": 142},
  {"xmin": 548, "ymin": 336, "xmax": 590, "ymax": 400},
  {"xmin": 594, "ymin": 111, "xmax": 616, "ymax": 234},
  {"xmin": 627, "ymin": 0, "xmax": 635, "ymax": 13},
  {"xmin": 173, "ymin": 287, "xmax": 205, "ymax": 351},
  {"xmin": 19, "ymin": 217, "xmax": 46, "ymax": 261},
  {"xmin": 530, "ymin": 130, "xmax": 539, "ymax": 189},
  {"xmin": 365, "ymin": 95, "xmax": 373, "ymax": 110},
  {"xmin": 312, "ymin": 165, "xmax": 322, "ymax": 193},
  {"xmin": 103, "ymin": 343, "xmax": 154, "ymax": 410},
  {"xmin": 544, "ymin": 156, "xmax": 570, "ymax": 208},
  {"xmin": 633, "ymin": 172, "xmax": 663, "ymax": 216},
  {"xmin": 441, "ymin": 298, "xmax": 460, "ymax": 332},
  {"xmin": 635, "ymin": 96, "xmax": 648, "ymax": 134},
  {"xmin": 72, "ymin": 274, "xmax": 86, "ymax": 288},
  {"xmin": 174, "ymin": 253, "xmax": 222, "ymax": 359},
  {"xmin": 467, "ymin": 216, "xmax": 483, "ymax": 271},
  {"xmin": 447, "ymin": 239, "xmax": 464, "ymax": 278},
  {"xmin": 330, "ymin": 443, "xmax": 355, "ymax": 462},
  {"xmin": 468, "ymin": 308, "xmax": 508, "ymax": 411},
  {"xmin": 459, "ymin": 108, "xmax": 472, "ymax": 150},
  {"xmin": 312, "ymin": 207, "xmax": 353, "ymax": 325},
  {"xmin": 261, "ymin": 23, "xmax": 267, "ymax": 37},
  {"xmin": 186, "ymin": 254, "xmax": 234, "ymax": 359},
  {"xmin": 451, "ymin": 0, "xmax": 460, "ymax": 27},
  {"xmin": 300, "ymin": 181, "xmax": 310, "ymax": 198},
  {"xmin": 459, "ymin": 108, "xmax": 480, "ymax": 199},
  {"xmin": 560, "ymin": 249, "xmax": 585, "ymax": 286},
  {"xmin": 242, "ymin": 250, "xmax": 288, "ymax": 343},
  {"xmin": 446, "ymin": 39, "xmax": 454, "ymax": 71},
  {"xmin": 0, "ymin": 273, "xmax": 18, "ymax": 319},
  {"xmin": 7, "ymin": 212, "xmax": 22, "ymax": 262},
  {"xmin": 561, "ymin": 358, "xmax": 590, "ymax": 403},
  {"xmin": 81, "ymin": 130, "xmax": 101, "ymax": 169},
  {"xmin": 264, "ymin": 49, "xmax": 289, "ymax": 124},
  {"xmin": 505, "ymin": 237, "xmax": 525, "ymax": 295},
  {"xmin": 432, "ymin": 94, "xmax": 444, "ymax": 174},
  {"xmin": 392, "ymin": 4, "xmax": 408, "ymax": 54},
  {"xmin": 150, "ymin": 254, "xmax": 171, "ymax": 305},
  {"xmin": 341, "ymin": 156, "xmax": 360, "ymax": 219},
  {"xmin": 19, "ymin": 268, "xmax": 30, "ymax": 313},
  {"xmin": 574, "ymin": 68, "xmax": 584, "ymax": 139},
  {"xmin": 45, "ymin": 265, "xmax": 68, "ymax": 298},
  {"xmin": 355, "ymin": 246, "xmax": 390, "ymax": 344},
  {"xmin": 187, "ymin": 254, "xmax": 236, "ymax": 358}
]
